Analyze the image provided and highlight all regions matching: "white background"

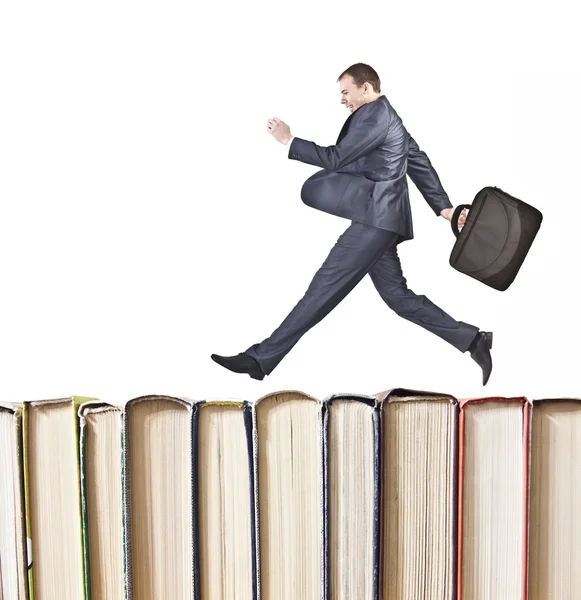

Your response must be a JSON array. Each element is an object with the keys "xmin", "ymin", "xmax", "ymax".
[{"xmin": 0, "ymin": 0, "xmax": 579, "ymax": 404}]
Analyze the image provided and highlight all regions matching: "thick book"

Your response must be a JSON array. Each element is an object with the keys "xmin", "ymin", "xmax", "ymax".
[
  {"xmin": 22, "ymin": 396, "xmax": 91, "ymax": 600},
  {"xmin": 123, "ymin": 395, "xmax": 195, "ymax": 600},
  {"xmin": 375, "ymin": 388, "xmax": 459, "ymax": 600},
  {"xmin": 78, "ymin": 401, "xmax": 125, "ymax": 600},
  {"xmin": 0, "ymin": 402, "xmax": 29, "ymax": 600},
  {"xmin": 253, "ymin": 390, "xmax": 324, "ymax": 600},
  {"xmin": 457, "ymin": 396, "xmax": 529, "ymax": 600},
  {"xmin": 192, "ymin": 399, "xmax": 256, "ymax": 600},
  {"xmin": 527, "ymin": 397, "xmax": 581, "ymax": 599},
  {"xmin": 322, "ymin": 393, "xmax": 380, "ymax": 600}
]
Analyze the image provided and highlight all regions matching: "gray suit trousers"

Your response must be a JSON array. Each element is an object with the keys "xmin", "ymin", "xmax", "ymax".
[{"xmin": 245, "ymin": 221, "xmax": 479, "ymax": 375}]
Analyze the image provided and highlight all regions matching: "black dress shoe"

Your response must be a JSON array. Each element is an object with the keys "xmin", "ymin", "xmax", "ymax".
[
  {"xmin": 210, "ymin": 352, "xmax": 266, "ymax": 380},
  {"xmin": 468, "ymin": 331, "xmax": 493, "ymax": 386}
]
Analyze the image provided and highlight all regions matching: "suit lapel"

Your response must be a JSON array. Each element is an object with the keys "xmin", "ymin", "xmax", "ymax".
[
  {"xmin": 336, "ymin": 96, "xmax": 387, "ymax": 144},
  {"xmin": 336, "ymin": 111, "xmax": 356, "ymax": 144}
]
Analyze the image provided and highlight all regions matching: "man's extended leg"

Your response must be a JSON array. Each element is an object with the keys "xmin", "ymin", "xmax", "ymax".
[
  {"xmin": 243, "ymin": 222, "xmax": 401, "ymax": 374},
  {"xmin": 368, "ymin": 246, "xmax": 479, "ymax": 351}
]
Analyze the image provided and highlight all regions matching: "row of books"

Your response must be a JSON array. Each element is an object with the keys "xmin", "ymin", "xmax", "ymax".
[{"xmin": 0, "ymin": 388, "xmax": 579, "ymax": 600}]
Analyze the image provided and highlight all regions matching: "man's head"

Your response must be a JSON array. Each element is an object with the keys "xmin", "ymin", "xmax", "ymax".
[{"xmin": 337, "ymin": 63, "xmax": 382, "ymax": 113}]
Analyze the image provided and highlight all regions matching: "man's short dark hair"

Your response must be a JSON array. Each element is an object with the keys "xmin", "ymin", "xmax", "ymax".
[{"xmin": 337, "ymin": 63, "xmax": 381, "ymax": 93}]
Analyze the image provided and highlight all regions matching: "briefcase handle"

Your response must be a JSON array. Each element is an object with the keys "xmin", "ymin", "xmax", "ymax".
[{"xmin": 451, "ymin": 204, "xmax": 471, "ymax": 238}]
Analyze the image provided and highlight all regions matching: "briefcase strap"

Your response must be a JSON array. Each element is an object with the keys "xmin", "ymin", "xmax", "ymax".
[{"xmin": 451, "ymin": 204, "xmax": 472, "ymax": 238}]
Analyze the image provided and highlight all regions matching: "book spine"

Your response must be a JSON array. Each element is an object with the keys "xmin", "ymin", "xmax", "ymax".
[
  {"xmin": 252, "ymin": 403, "xmax": 261, "ymax": 600},
  {"xmin": 21, "ymin": 404, "xmax": 34, "ymax": 600},
  {"xmin": 191, "ymin": 403, "xmax": 200, "ymax": 600},
  {"xmin": 79, "ymin": 415, "xmax": 92, "ymax": 600},
  {"xmin": 191, "ymin": 404, "xmax": 201, "ymax": 600},
  {"xmin": 377, "ymin": 402, "xmax": 385, "ymax": 600},
  {"xmin": 121, "ymin": 411, "xmax": 132, "ymax": 600},
  {"xmin": 525, "ymin": 400, "xmax": 536, "ymax": 600},
  {"xmin": 72, "ymin": 397, "xmax": 95, "ymax": 600},
  {"xmin": 242, "ymin": 401, "xmax": 258, "ymax": 600},
  {"xmin": 456, "ymin": 403, "xmax": 466, "ymax": 600},
  {"xmin": 321, "ymin": 401, "xmax": 329, "ymax": 600},
  {"xmin": 451, "ymin": 402, "xmax": 459, "ymax": 600},
  {"xmin": 372, "ymin": 405, "xmax": 380, "ymax": 600},
  {"xmin": 522, "ymin": 401, "xmax": 530, "ymax": 600},
  {"xmin": 12, "ymin": 408, "xmax": 29, "ymax": 600}
]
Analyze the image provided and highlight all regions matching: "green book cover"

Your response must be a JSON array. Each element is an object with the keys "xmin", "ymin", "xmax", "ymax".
[{"xmin": 78, "ymin": 400, "xmax": 125, "ymax": 600}]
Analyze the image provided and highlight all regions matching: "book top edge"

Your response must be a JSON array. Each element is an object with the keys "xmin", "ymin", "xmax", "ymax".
[
  {"xmin": 254, "ymin": 389, "xmax": 320, "ymax": 404},
  {"xmin": 25, "ymin": 396, "xmax": 78, "ymax": 407},
  {"xmin": 531, "ymin": 397, "xmax": 581, "ymax": 404},
  {"xmin": 125, "ymin": 395, "xmax": 195, "ymax": 409},
  {"xmin": 78, "ymin": 401, "xmax": 123, "ymax": 418},
  {"xmin": 384, "ymin": 395, "xmax": 457, "ymax": 405},
  {"xmin": 322, "ymin": 392, "xmax": 377, "ymax": 404},
  {"xmin": 373, "ymin": 387, "xmax": 457, "ymax": 402},
  {"xmin": 195, "ymin": 399, "xmax": 247, "ymax": 408},
  {"xmin": 459, "ymin": 396, "xmax": 529, "ymax": 408}
]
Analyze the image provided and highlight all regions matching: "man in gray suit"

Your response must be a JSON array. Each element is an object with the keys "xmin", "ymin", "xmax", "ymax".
[{"xmin": 212, "ymin": 63, "xmax": 493, "ymax": 384}]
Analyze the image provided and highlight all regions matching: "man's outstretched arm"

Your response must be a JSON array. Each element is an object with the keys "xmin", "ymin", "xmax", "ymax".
[
  {"xmin": 407, "ymin": 135, "xmax": 453, "ymax": 216},
  {"xmin": 289, "ymin": 102, "xmax": 389, "ymax": 171},
  {"xmin": 268, "ymin": 102, "xmax": 389, "ymax": 172}
]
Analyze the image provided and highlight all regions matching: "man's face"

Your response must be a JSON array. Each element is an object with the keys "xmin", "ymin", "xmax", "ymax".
[{"xmin": 339, "ymin": 75, "xmax": 368, "ymax": 113}]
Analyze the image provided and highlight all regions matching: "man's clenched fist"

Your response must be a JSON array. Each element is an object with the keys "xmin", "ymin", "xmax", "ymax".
[{"xmin": 267, "ymin": 117, "xmax": 292, "ymax": 145}]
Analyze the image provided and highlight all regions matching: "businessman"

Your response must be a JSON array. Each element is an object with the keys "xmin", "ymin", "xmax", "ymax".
[{"xmin": 211, "ymin": 63, "xmax": 493, "ymax": 385}]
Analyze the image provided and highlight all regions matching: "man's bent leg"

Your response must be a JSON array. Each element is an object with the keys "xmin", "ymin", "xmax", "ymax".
[
  {"xmin": 368, "ymin": 247, "xmax": 479, "ymax": 351},
  {"xmin": 245, "ymin": 223, "xmax": 400, "ymax": 374}
]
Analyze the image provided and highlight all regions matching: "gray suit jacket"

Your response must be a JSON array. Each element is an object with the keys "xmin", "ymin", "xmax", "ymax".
[{"xmin": 288, "ymin": 94, "xmax": 452, "ymax": 241}]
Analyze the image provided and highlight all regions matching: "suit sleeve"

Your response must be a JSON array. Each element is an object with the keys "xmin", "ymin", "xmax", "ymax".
[
  {"xmin": 287, "ymin": 102, "xmax": 389, "ymax": 171},
  {"xmin": 406, "ymin": 135, "xmax": 453, "ymax": 215}
]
